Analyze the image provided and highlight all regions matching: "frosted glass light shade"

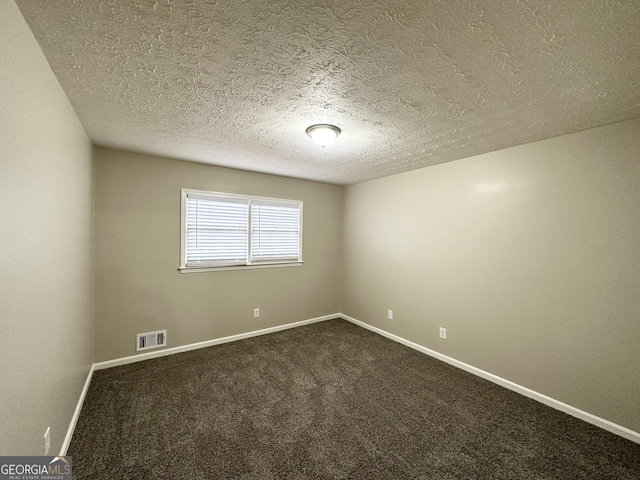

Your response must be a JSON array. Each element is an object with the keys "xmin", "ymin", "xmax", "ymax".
[{"xmin": 306, "ymin": 124, "xmax": 341, "ymax": 147}]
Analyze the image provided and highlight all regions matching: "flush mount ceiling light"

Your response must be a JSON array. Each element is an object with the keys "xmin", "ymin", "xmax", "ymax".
[{"xmin": 305, "ymin": 124, "xmax": 341, "ymax": 148}]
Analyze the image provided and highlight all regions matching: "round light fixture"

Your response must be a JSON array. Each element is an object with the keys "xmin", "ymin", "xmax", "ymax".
[{"xmin": 306, "ymin": 124, "xmax": 341, "ymax": 148}]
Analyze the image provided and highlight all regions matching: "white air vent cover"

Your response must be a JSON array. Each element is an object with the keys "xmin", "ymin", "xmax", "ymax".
[{"xmin": 136, "ymin": 329, "xmax": 167, "ymax": 351}]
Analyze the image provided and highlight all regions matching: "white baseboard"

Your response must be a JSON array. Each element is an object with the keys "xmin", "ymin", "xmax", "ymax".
[
  {"xmin": 60, "ymin": 363, "xmax": 94, "ymax": 455},
  {"xmin": 339, "ymin": 313, "xmax": 640, "ymax": 445},
  {"xmin": 93, "ymin": 313, "xmax": 338, "ymax": 371}
]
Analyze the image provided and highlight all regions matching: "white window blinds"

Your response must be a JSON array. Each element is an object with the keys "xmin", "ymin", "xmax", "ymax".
[
  {"xmin": 182, "ymin": 190, "xmax": 302, "ymax": 270},
  {"xmin": 185, "ymin": 195, "xmax": 248, "ymax": 267},
  {"xmin": 250, "ymin": 201, "xmax": 301, "ymax": 263}
]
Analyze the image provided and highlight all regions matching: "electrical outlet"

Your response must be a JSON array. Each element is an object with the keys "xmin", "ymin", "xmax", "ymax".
[
  {"xmin": 439, "ymin": 327, "xmax": 447, "ymax": 339},
  {"xmin": 43, "ymin": 427, "xmax": 51, "ymax": 455},
  {"xmin": 387, "ymin": 310, "xmax": 393, "ymax": 320},
  {"xmin": 253, "ymin": 308, "xmax": 260, "ymax": 318}
]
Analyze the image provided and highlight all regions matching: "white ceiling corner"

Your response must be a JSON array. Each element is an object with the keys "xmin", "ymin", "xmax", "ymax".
[{"xmin": 15, "ymin": 0, "xmax": 640, "ymax": 184}]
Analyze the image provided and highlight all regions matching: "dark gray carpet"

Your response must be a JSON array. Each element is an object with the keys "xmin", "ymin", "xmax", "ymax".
[{"xmin": 69, "ymin": 319, "xmax": 640, "ymax": 479}]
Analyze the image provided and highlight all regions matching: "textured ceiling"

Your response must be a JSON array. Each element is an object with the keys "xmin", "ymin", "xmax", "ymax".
[{"xmin": 16, "ymin": 0, "xmax": 640, "ymax": 184}]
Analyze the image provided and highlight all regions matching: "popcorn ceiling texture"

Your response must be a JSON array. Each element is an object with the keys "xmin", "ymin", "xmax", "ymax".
[{"xmin": 16, "ymin": 0, "xmax": 640, "ymax": 184}]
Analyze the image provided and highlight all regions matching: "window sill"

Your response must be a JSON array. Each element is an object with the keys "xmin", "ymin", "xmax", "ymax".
[{"xmin": 179, "ymin": 261, "xmax": 303, "ymax": 274}]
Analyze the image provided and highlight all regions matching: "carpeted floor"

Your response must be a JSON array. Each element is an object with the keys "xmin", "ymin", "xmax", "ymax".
[{"xmin": 69, "ymin": 319, "xmax": 640, "ymax": 479}]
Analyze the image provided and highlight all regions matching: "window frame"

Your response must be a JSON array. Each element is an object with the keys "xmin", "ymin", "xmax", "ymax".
[{"xmin": 179, "ymin": 189, "xmax": 303, "ymax": 273}]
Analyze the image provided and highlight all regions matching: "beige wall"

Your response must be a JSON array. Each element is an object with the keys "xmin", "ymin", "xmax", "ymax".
[
  {"xmin": 0, "ymin": 1, "xmax": 93, "ymax": 455},
  {"xmin": 94, "ymin": 148, "xmax": 343, "ymax": 362},
  {"xmin": 342, "ymin": 118, "xmax": 640, "ymax": 432}
]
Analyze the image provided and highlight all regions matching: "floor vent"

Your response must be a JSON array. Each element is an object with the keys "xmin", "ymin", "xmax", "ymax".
[{"xmin": 136, "ymin": 330, "xmax": 167, "ymax": 351}]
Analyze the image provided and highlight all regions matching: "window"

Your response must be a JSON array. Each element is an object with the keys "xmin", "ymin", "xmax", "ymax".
[{"xmin": 180, "ymin": 189, "xmax": 302, "ymax": 272}]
